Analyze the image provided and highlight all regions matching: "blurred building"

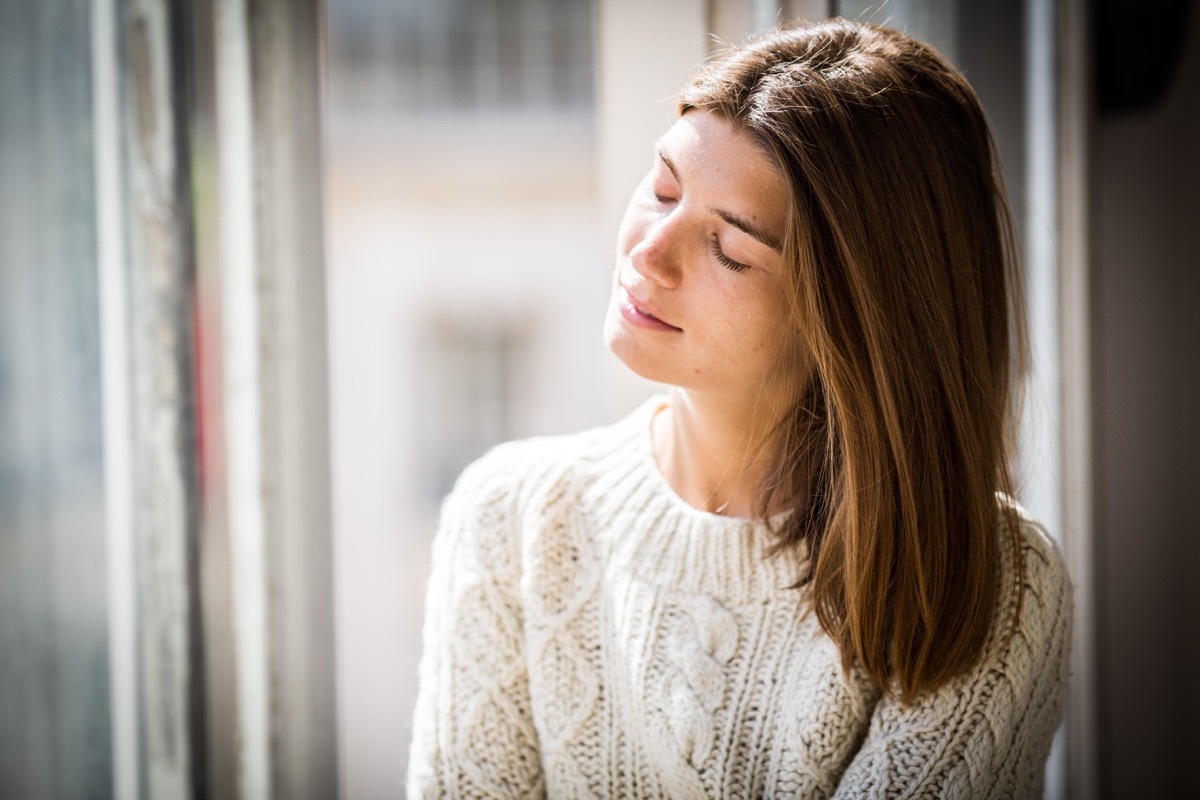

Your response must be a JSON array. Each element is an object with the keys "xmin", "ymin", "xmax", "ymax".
[{"xmin": 324, "ymin": 0, "xmax": 615, "ymax": 794}]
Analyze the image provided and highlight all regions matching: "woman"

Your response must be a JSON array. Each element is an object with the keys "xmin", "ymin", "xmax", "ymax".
[{"xmin": 408, "ymin": 18, "xmax": 1071, "ymax": 799}]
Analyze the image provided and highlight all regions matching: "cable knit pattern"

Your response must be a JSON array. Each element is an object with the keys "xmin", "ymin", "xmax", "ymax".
[
  {"xmin": 663, "ymin": 594, "xmax": 738, "ymax": 769},
  {"xmin": 407, "ymin": 398, "xmax": 1073, "ymax": 799}
]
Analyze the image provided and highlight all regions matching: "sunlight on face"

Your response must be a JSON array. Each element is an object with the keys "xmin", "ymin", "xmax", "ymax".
[{"xmin": 604, "ymin": 110, "xmax": 796, "ymax": 404}]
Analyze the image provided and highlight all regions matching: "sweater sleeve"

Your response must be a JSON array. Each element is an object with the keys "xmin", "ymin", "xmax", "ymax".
[
  {"xmin": 406, "ymin": 448, "xmax": 545, "ymax": 799},
  {"xmin": 830, "ymin": 518, "xmax": 1073, "ymax": 800}
]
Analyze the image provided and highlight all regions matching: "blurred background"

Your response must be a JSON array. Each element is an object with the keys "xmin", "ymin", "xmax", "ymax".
[
  {"xmin": 324, "ymin": 0, "xmax": 610, "ymax": 794},
  {"xmin": 1, "ymin": 0, "xmax": 1197, "ymax": 798}
]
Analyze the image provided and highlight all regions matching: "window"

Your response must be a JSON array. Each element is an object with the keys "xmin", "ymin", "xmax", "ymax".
[{"xmin": 329, "ymin": 0, "xmax": 594, "ymax": 115}]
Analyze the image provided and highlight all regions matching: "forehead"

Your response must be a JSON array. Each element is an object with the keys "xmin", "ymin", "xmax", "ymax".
[{"xmin": 659, "ymin": 111, "xmax": 789, "ymax": 235}]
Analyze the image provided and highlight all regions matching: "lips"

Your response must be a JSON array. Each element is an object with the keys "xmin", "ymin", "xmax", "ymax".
[{"xmin": 619, "ymin": 286, "xmax": 682, "ymax": 332}]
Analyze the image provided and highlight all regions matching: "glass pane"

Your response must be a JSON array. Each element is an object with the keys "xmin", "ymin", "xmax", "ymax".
[{"xmin": 0, "ymin": 2, "xmax": 111, "ymax": 798}]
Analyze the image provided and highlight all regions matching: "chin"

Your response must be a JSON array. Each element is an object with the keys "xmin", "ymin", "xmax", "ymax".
[
  {"xmin": 607, "ymin": 340, "xmax": 692, "ymax": 392},
  {"xmin": 604, "ymin": 307, "xmax": 672, "ymax": 386}
]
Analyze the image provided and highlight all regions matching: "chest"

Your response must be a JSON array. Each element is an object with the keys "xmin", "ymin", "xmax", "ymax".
[{"xmin": 519, "ymin": 563, "xmax": 880, "ymax": 798}]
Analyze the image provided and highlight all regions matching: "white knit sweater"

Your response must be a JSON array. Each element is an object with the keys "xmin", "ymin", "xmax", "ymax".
[{"xmin": 407, "ymin": 398, "xmax": 1072, "ymax": 799}]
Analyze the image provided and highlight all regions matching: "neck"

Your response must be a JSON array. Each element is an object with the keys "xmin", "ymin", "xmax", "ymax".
[{"xmin": 653, "ymin": 387, "xmax": 791, "ymax": 518}]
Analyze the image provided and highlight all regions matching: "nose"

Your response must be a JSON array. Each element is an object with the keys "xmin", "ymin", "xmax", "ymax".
[{"xmin": 629, "ymin": 212, "xmax": 683, "ymax": 288}]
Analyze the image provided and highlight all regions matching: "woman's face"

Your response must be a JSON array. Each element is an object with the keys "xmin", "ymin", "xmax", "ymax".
[{"xmin": 604, "ymin": 110, "xmax": 795, "ymax": 403}]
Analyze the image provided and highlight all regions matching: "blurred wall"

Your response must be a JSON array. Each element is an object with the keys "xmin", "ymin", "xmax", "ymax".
[{"xmin": 1094, "ymin": 5, "xmax": 1200, "ymax": 798}]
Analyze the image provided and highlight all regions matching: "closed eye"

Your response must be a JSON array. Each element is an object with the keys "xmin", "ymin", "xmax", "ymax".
[{"xmin": 710, "ymin": 236, "xmax": 750, "ymax": 273}]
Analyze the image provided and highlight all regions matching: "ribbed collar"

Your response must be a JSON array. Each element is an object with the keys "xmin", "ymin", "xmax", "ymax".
[{"xmin": 579, "ymin": 396, "xmax": 808, "ymax": 606}]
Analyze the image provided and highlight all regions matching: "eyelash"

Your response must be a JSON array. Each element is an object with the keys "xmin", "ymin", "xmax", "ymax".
[
  {"xmin": 709, "ymin": 236, "xmax": 750, "ymax": 273},
  {"xmin": 652, "ymin": 185, "xmax": 749, "ymax": 273}
]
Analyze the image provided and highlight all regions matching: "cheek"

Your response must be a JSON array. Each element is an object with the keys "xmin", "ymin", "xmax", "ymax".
[
  {"xmin": 738, "ymin": 292, "xmax": 794, "ymax": 356},
  {"xmin": 688, "ymin": 291, "xmax": 771, "ymax": 367},
  {"xmin": 616, "ymin": 192, "xmax": 652, "ymax": 256}
]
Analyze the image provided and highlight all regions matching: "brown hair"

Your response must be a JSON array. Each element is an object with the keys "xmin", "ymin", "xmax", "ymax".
[{"xmin": 680, "ymin": 19, "xmax": 1028, "ymax": 702}]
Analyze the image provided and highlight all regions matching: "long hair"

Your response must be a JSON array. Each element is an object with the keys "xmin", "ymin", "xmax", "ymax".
[{"xmin": 679, "ymin": 19, "xmax": 1029, "ymax": 702}]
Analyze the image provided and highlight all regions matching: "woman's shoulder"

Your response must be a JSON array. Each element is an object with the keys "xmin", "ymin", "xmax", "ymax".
[
  {"xmin": 1002, "ymin": 500, "xmax": 1071, "ymax": 604},
  {"xmin": 434, "ymin": 400, "xmax": 659, "ymax": 577},
  {"xmin": 987, "ymin": 498, "xmax": 1073, "ymax": 686},
  {"xmin": 446, "ymin": 397, "xmax": 659, "ymax": 514}
]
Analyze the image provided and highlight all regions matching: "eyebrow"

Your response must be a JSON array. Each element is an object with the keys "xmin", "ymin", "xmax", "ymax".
[{"xmin": 656, "ymin": 148, "xmax": 783, "ymax": 253}]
